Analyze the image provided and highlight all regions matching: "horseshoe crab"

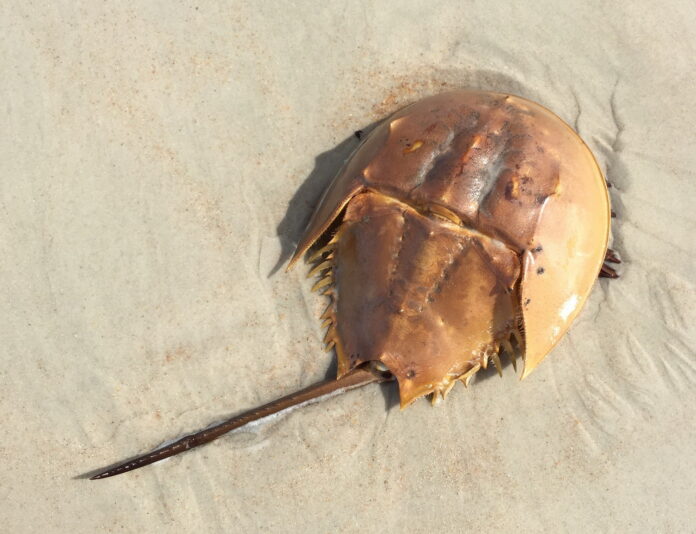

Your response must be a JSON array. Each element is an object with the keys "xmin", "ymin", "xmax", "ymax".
[{"xmin": 90, "ymin": 90, "xmax": 618, "ymax": 479}]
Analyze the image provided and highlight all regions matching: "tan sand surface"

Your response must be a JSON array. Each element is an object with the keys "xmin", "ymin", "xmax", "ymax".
[{"xmin": 2, "ymin": 2, "xmax": 695, "ymax": 532}]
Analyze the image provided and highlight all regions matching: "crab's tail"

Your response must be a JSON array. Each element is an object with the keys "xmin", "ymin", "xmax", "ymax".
[{"xmin": 89, "ymin": 365, "xmax": 386, "ymax": 480}]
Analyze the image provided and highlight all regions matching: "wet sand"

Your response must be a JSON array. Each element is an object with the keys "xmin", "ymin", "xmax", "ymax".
[{"xmin": 1, "ymin": 2, "xmax": 695, "ymax": 532}]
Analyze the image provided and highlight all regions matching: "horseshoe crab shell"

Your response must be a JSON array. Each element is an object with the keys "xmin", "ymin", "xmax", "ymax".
[{"xmin": 290, "ymin": 90, "xmax": 610, "ymax": 407}]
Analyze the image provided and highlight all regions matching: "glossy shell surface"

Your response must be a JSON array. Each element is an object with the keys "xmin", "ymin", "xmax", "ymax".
[{"xmin": 290, "ymin": 90, "xmax": 610, "ymax": 407}]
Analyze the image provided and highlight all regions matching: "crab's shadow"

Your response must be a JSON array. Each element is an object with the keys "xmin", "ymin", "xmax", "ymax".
[{"xmin": 269, "ymin": 123, "xmax": 381, "ymax": 277}]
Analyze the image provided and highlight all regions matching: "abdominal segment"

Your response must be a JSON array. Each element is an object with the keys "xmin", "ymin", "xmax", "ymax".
[{"xmin": 332, "ymin": 191, "xmax": 521, "ymax": 406}]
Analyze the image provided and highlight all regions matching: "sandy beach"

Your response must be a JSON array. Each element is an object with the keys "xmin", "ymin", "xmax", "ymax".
[{"xmin": 2, "ymin": 2, "xmax": 695, "ymax": 532}]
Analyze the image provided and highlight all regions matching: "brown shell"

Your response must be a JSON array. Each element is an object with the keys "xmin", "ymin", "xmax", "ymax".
[{"xmin": 290, "ymin": 90, "xmax": 609, "ymax": 407}]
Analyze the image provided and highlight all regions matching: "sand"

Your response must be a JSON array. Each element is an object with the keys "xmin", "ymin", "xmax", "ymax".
[{"xmin": 1, "ymin": 2, "xmax": 695, "ymax": 532}]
